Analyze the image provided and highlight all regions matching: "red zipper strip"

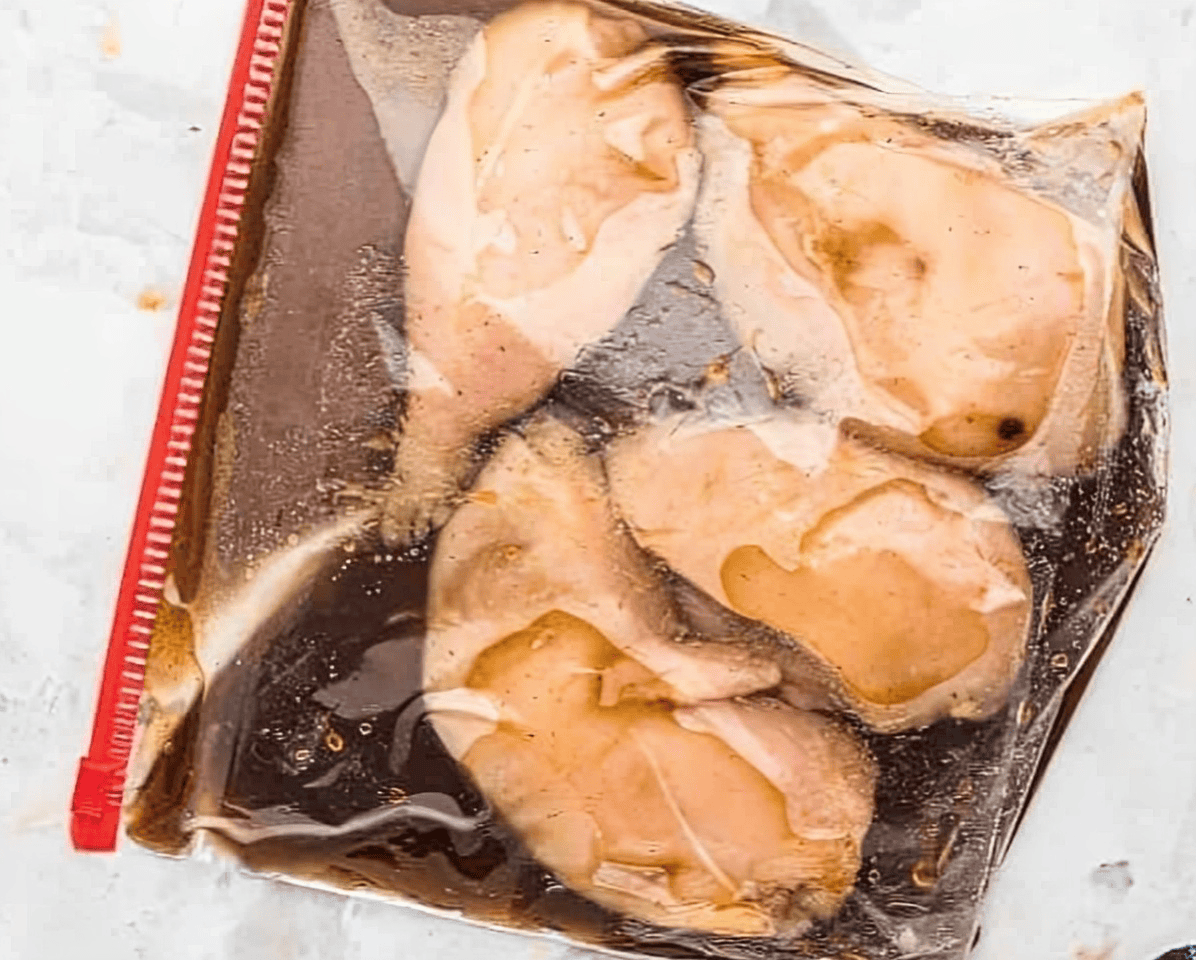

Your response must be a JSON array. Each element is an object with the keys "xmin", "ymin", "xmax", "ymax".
[{"xmin": 70, "ymin": 0, "xmax": 295, "ymax": 853}]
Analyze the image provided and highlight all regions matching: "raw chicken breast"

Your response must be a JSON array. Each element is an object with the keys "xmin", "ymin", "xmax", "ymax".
[
  {"xmin": 606, "ymin": 413, "xmax": 1033, "ymax": 732},
  {"xmin": 694, "ymin": 70, "xmax": 1142, "ymax": 474},
  {"xmin": 423, "ymin": 414, "xmax": 876, "ymax": 934},
  {"xmin": 383, "ymin": 0, "xmax": 700, "ymax": 544}
]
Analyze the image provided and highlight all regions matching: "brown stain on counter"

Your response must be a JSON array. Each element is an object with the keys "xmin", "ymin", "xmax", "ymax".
[
  {"xmin": 100, "ymin": 16, "xmax": 121, "ymax": 59},
  {"xmin": 136, "ymin": 287, "xmax": 168, "ymax": 311}
]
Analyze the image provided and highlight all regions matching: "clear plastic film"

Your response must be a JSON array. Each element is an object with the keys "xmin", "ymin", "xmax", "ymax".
[{"xmin": 123, "ymin": 0, "xmax": 1167, "ymax": 957}]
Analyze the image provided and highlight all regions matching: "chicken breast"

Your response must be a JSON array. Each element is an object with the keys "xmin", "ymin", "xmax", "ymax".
[
  {"xmin": 605, "ymin": 413, "xmax": 1033, "ymax": 732},
  {"xmin": 694, "ymin": 70, "xmax": 1142, "ymax": 474},
  {"xmin": 423, "ymin": 413, "xmax": 876, "ymax": 934},
  {"xmin": 383, "ymin": 0, "xmax": 700, "ymax": 544}
]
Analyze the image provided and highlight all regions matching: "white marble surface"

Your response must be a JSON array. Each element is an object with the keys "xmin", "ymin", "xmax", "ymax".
[{"xmin": 1, "ymin": 0, "xmax": 1194, "ymax": 958}]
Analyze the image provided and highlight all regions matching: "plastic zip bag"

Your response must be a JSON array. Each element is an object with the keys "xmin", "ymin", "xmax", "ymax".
[{"xmin": 75, "ymin": 0, "xmax": 1166, "ymax": 956}]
